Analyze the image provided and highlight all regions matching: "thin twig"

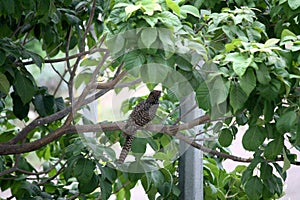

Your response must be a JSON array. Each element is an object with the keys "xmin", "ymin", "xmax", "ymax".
[
  {"xmin": 53, "ymin": 69, "xmax": 68, "ymax": 96},
  {"xmin": 49, "ymin": 61, "xmax": 68, "ymax": 84},
  {"xmin": 66, "ymin": 26, "xmax": 73, "ymax": 74},
  {"xmin": 16, "ymin": 154, "xmax": 65, "ymax": 176},
  {"xmin": 66, "ymin": 26, "xmax": 74, "ymax": 104},
  {"xmin": 67, "ymin": 193, "xmax": 81, "ymax": 200},
  {"xmin": 193, "ymin": 136, "xmax": 218, "ymax": 142},
  {"xmin": 22, "ymin": 47, "xmax": 108, "ymax": 65},
  {"xmin": 66, "ymin": 0, "xmax": 100, "ymax": 114},
  {"xmin": 37, "ymin": 162, "xmax": 67, "ymax": 186},
  {"xmin": 64, "ymin": 51, "xmax": 110, "ymax": 125},
  {"xmin": 114, "ymin": 78, "xmax": 142, "ymax": 88},
  {"xmin": 80, "ymin": 0, "xmax": 96, "ymax": 52},
  {"xmin": 0, "ymin": 167, "xmax": 16, "ymax": 177}
]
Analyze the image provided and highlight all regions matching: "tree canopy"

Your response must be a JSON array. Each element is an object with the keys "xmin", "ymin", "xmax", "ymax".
[{"xmin": 0, "ymin": 0, "xmax": 300, "ymax": 199}]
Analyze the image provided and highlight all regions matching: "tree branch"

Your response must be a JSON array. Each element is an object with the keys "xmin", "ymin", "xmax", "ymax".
[
  {"xmin": 95, "ymin": 70, "xmax": 126, "ymax": 89},
  {"xmin": 4, "ymin": 107, "xmax": 72, "ymax": 145},
  {"xmin": 1, "ymin": 114, "xmax": 300, "ymax": 166},
  {"xmin": 21, "ymin": 47, "xmax": 108, "ymax": 66},
  {"xmin": 0, "ymin": 115, "xmax": 244, "ymax": 164},
  {"xmin": 0, "ymin": 116, "xmax": 211, "ymax": 155}
]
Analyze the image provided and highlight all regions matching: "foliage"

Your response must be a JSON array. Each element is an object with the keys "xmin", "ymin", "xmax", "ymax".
[
  {"xmin": 0, "ymin": 0, "xmax": 300, "ymax": 200},
  {"xmin": 204, "ymin": 158, "xmax": 248, "ymax": 200}
]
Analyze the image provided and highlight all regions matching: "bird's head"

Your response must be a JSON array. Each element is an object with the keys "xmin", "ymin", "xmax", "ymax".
[{"xmin": 147, "ymin": 90, "xmax": 161, "ymax": 103}]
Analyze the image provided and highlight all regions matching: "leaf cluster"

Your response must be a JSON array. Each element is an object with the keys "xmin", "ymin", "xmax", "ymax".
[{"xmin": 1, "ymin": 0, "xmax": 300, "ymax": 199}]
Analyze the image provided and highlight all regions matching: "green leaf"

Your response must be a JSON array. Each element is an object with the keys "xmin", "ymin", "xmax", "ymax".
[
  {"xmin": 240, "ymin": 69, "xmax": 256, "ymax": 97},
  {"xmin": 153, "ymin": 152, "xmax": 169, "ymax": 160},
  {"xmin": 0, "ymin": 50, "xmax": 5, "ymax": 66},
  {"xmin": 260, "ymin": 162, "xmax": 273, "ymax": 180},
  {"xmin": 264, "ymin": 137, "xmax": 284, "ymax": 160},
  {"xmin": 1, "ymin": 0, "xmax": 15, "ymax": 15},
  {"xmin": 151, "ymin": 170, "xmax": 164, "ymax": 188},
  {"xmin": 141, "ymin": 28, "xmax": 157, "ymax": 48},
  {"xmin": 141, "ymin": 0, "xmax": 161, "ymax": 16},
  {"xmin": 128, "ymin": 170, "xmax": 144, "ymax": 182},
  {"xmin": 37, "ymin": 0, "xmax": 50, "ymax": 16},
  {"xmin": 143, "ymin": 15, "xmax": 159, "ymax": 27},
  {"xmin": 176, "ymin": 56, "xmax": 193, "ymax": 71},
  {"xmin": 242, "ymin": 126, "xmax": 266, "ymax": 151},
  {"xmin": 131, "ymin": 137, "xmax": 147, "ymax": 154},
  {"xmin": 264, "ymin": 38, "xmax": 280, "ymax": 47},
  {"xmin": 288, "ymin": 0, "xmax": 300, "ymax": 10},
  {"xmin": 18, "ymin": 156, "xmax": 34, "ymax": 172},
  {"xmin": 276, "ymin": 111, "xmax": 297, "ymax": 133},
  {"xmin": 13, "ymin": 181, "xmax": 41, "ymax": 198},
  {"xmin": 225, "ymin": 53, "xmax": 252, "ymax": 77},
  {"xmin": 99, "ymin": 176, "xmax": 112, "ymax": 200},
  {"xmin": 265, "ymin": 175, "xmax": 283, "ymax": 196},
  {"xmin": 158, "ymin": 28, "xmax": 175, "ymax": 54},
  {"xmin": 106, "ymin": 34, "xmax": 125, "ymax": 55},
  {"xmin": 64, "ymin": 13, "xmax": 80, "ymax": 25},
  {"xmin": 256, "ymin": 63, "xmax": 271, "ymax": 85},
  {"xmin": 218, "ymin": 128, "xmax": 233, "ymax": 147},
  {"xmin": 282, "ymin": 149, "xmax": 291, "ymax": 173},
  {"xmin": 213, "ymin": 121, "xmax": 223, "ymax": 133},
  {"xmin": 172, "ymin": 185, "xmax": 181, "ymax": 197},
  {"xmin": 79, "ymin": 173, "xmax": 99, "ymax": 194},
  {"xmin": 294, "ymin": 117, "xmax": 300, "ymax": 146},
  {"xmin": 44, "ymin": 146, "xmax": 51, "ymax": 160},
  {"xmin": 75, "ymin": 73, "xmax": 92, "ymax": 89},
  {"xmin": 12, "ymin": 92, "xmax": 29, "ymax": 120},
  {"xmin": 281, "ymin": 29, "xmax": 297, "ymax": 43},
  {"xmin": 64, "ymin": 155, "xmax": 80, "ymax": 180},
  {"xmin": 196, "ymin": 82, "xmax": 211, "ymax": 110},
  {"xmin": 141, "ymin": 173, "xmax": 152, "ymax": 192},
  {"xmin": 0, "ymin": 131, "xmax": 15, "ymax": 143},
  {"xmin": 187, "ymin": 40, "xmax": 207, "ymax": 58},
  {"xmin": 26, "ymin": 51, "xmax": 43, "ymax": 68},
  {"xmin": 74, "ymin": 157, "xmax": 95, "ymax": 184},
  {"xmin": 33, "ymin": 94, "xmax": 56, "ymax": 117},
  {"xmin": 225, "ymin": 39, "xmax": 242, "ymax": 52},
  {"xmin": 263, "ymin": 101, "xmax": 275, "ymax": 122},
  {"xmin": 55, "ymin": 97, "xmax": 65, "ymax": 111},
  {"xmin": 158, "ymin": 182, "xmax": 172, "ymax": 197},
  {"xmin": 14, "ymin": 71, "xmax": 35, "ymax": 104},
  {"xmin": 158, "ymin": 11, "xmax": 182, "ymax": 31},
  {"xmin": 0, "ymin": 72, "xmax": 10, "ymax": 94},
  {"xmin": 230, "ymin": 83, "xmax": 247, "ymax": 113},
  {"xmin": 258, "ymin": 78, "xmax": 281, "ymax": 101},
  {"xmin": 125, "ymin": 4, "xmax": 141, "ymax": 18},
  {"xmin": 160, "ymin": 134, "xmax": 171, "ymax": 147},
  {"xmin": 236, "ymin": 112, "xmax": 248, "ymax": 125},
  {"xmin": 146, "ymin": 137, "xmax": 158, "ymax": 152},
  {"xmin": 209, "ymin": 77, "xmax": 230, "ymax": 105},
  {"xmin": 124, "ymin": 50, "xmax": 146, "ymax": 72},
  {"xmin": 100, "ymin": 166, "xmax": 117, "ymax": 183},
  {"xmin": 245, "ymin": 176, "xmax": 263, "ymax": 200},
  {"xmin": 166, "ymin": 0, "xmax": 180, "ymax": 16},
  {"xmin": 180, "ymin": 5, "xmax": 200, "ymax": 18},
  {"xmin": 80, "ymin": 58, "xmax": 99, "ymax": 67}
]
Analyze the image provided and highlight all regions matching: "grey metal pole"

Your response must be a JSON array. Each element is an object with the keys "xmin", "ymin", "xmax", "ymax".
[{"xmin": 179, "ymin": 92, "xmax": 203, "ymax": 200}]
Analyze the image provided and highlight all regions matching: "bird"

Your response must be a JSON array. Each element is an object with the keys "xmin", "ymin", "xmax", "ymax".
[{"xmin": 117, "ymin": 90, "xmax": 161, "ymax": 165}]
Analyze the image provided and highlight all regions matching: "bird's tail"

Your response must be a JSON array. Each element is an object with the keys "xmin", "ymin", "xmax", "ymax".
[{"xmin": 117, "ymin": 135, "xmax": 134, "ymax": 165}]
